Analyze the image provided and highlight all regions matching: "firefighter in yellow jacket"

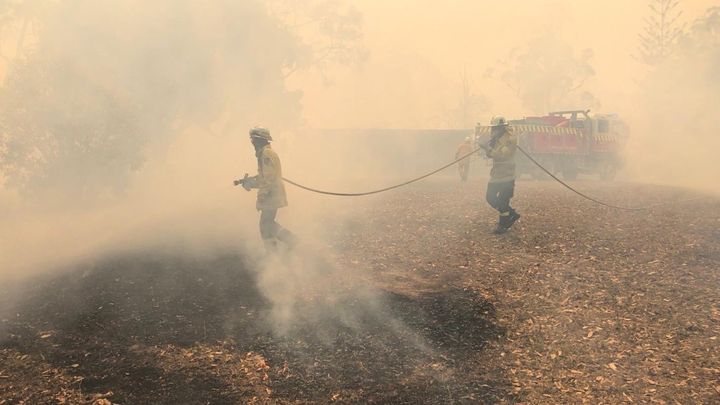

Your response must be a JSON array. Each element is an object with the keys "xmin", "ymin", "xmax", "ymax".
[
  {"xmin": 482, "ymin": 116, "xmax": 520, "ymax": 234},
  {"xmin": 235, "ymin": 127, "xmax": 295, "ymax": 250}
]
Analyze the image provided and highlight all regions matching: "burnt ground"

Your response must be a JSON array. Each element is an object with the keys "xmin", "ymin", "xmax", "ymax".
[{"xmin": 1, "ymin": 179, "xmax": 719, "ymax": 404}]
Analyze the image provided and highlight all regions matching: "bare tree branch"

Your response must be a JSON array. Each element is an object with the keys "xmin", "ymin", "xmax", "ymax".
[{"xmin": 639, "ymin": 0, "xmax": 685, "ymax": 64}]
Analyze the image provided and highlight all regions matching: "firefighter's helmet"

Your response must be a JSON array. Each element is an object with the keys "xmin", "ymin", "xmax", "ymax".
[
  {"xmin": 490, "ymin": 116, "xmax": 509, "ymax": 127},
  {"xmin": 249, "ymin": 127, "xmax": 272, "ymax": 142}
]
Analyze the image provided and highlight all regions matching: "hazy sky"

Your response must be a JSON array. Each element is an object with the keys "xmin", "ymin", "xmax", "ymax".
[{"xmin": 291, "ymin": 0, "xmax": 716, "ymax": 128}]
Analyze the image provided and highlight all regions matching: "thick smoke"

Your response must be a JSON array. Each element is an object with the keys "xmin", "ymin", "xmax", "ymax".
[
  {"xmin": 0, "ymin": 1, "xmax": 423, "ymax": 342},
  {"xmin": 499, "ymin": 30, "xmax": 601, "ymax": 114},
  {"xmin": 1, "ymin": 1, "xmax": 718, "ymax": 340},
  {"xmin": 0, "ymin": 1, "xmax": 368, "ymax": 279},
  {"xmin": 0, "ymin": 0, "xmax": 306, "ymax": 198},
  {"xmin": 624, "ymin": 6, "xmax": 720, "ymax": 193}
]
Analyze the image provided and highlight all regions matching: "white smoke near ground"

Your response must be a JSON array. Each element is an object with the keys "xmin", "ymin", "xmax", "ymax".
[
  {"xmin": 0, "ymin": 0, "xmax": 354, "ymax": 279},
  {"xmin": 0, "ymin": 1, "xmax": 444, "ymax": 350}
]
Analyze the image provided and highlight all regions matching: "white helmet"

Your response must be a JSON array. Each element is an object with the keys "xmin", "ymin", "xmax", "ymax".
[
  {"xmin": 249, "ymin": 126, "xmax": 272, "ymax": 141},
  {"xmin": 490, "ymin": 116, "xmax": 509, "ymax": 127}
]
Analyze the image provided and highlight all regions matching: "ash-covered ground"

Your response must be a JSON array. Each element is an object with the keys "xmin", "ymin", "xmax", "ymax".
[{"xmin": 1, "ymin": 179, "xmax": 718, "ymax": 404}]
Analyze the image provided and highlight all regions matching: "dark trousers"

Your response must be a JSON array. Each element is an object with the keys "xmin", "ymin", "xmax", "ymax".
[
  {"xmin": 259, "ymin": 209, "xmax": 296, "ymax": 246},
  {"xmin": 260, "ymin": 209, "xmax": 280, "ymax": 240},
  {"xmin": 486, "ymin": 180, "xmax": 515, "ymax": 214}
]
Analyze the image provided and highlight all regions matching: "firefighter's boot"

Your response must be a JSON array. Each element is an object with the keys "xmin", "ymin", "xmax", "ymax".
[
  {"xmin": 263, "ymin": 238, "xmax": 279, "ymax": 253},
  {"xmin": 493, "ymin": 213, "xmax": 510, "ymax": 235},
  {"xmin": 506, "ymin": 209, "xmax": 521, "ymax": 229},
  {"xmin": 277, "ymin": 228, "xmax": 298, "ymax": 248}
]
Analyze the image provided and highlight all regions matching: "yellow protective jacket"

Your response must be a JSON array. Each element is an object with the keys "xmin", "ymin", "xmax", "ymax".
[
  {"xmin": 486, "ymin": 126, "xmax": 517, "ymax": 183},
  {"xmin": 255, "ymin": 145, "xmax": 288, "ymax": 211}
]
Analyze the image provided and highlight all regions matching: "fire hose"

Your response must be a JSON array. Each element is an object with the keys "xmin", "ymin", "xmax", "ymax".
[
  {"xmin": 281, "ymin": 146, "xmax": 485, "ymax": 197},
  {"xmin": 514, "ymin": 146, "xmax": 647, "ymax": 211},
  {"xmin": 265, "ymin": 147, "xmax": 707, "ymax": 210}
]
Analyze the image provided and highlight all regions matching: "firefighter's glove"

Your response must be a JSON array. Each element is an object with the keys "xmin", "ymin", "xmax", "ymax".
[
  {"xmin": 233, "ymin": 173, "xmax": 257, "ymax": 191},
  {"xmin": 242, "ymin": 175, "xmax": 258, "ymax": 191}
]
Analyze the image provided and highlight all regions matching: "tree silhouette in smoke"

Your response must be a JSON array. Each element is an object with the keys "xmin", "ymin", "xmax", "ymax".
[
  {"xmin": 268, "ymin": 0, "xmax": 366, "ymax": 81},
  {"xmin": 634, "ymin": 6, "xmax": 720, "ymax": 187},
  {"xmin": 638, "ymin": 0, "xmax": 685, "ymax": 65},
  {"xmin": 641, "ymin": 5, "xmax": 720, "ymax": 123},
  {"xmin": 499, "ymin": 31, "xmax": 599, "ymax": 114},
  {"xmin": 442, "ymin": 70, "xmax": 491, "ymax": 129},
  {"xmin": 0, "ymin": 0, "xmax": 364, "ymax": 198}
]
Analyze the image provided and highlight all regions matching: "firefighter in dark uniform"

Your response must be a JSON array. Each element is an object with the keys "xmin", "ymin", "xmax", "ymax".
[
  {"xmin": 482, "ymin": 116, "xmax": 521, "ymax": 234},
  {"xmin": 235, "ymin": 127, "xmax": 296, "ymax": 251}
]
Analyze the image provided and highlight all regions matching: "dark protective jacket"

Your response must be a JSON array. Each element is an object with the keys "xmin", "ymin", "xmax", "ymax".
[
  {"xmin": 255, "ymin": 144, "xmax": 288, "ymax": 211},
  {"xmin": 486, "ymin": 126, "xmax": 517, "ymax": 183}
]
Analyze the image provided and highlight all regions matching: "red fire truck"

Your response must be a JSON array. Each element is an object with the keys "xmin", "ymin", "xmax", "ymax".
[{"xmin": 475, "ymin": 110, "xmax": 628, "ymax": 180}]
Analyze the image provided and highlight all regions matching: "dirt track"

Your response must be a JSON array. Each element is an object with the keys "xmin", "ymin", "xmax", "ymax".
[{"xmin": 1, "ymin": 179, "xmax": 719, "ymax": 404}]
